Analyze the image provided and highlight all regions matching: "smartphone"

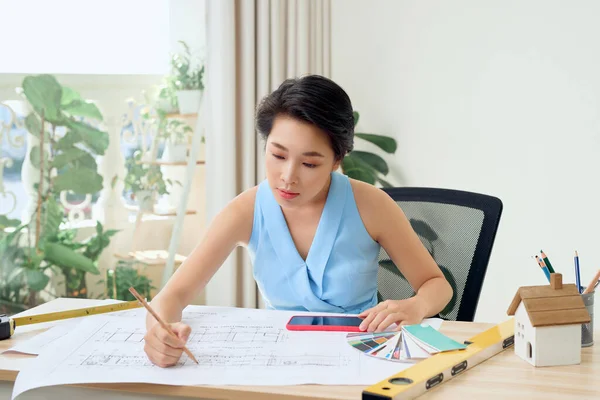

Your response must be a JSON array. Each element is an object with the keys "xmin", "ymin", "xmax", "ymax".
[{"xmin": 286, "ymin": 315, "xmax": 364, "ymax": 332}]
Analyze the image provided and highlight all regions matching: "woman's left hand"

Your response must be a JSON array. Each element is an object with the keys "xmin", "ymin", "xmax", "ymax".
[{"xmin": 358, "ymin": 297, "xmax": 429, "ymax": 332}]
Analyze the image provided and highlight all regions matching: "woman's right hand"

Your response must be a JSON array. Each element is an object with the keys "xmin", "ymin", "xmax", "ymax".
[{"xmin": 144, "ymin": 321, "xmax": 192, "ymax": 367}]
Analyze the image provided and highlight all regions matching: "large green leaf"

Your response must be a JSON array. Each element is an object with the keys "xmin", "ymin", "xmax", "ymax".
[
  {"xmin": 60, "ymin": 86, "xmax": 80, "ymax": 106},
  {"xmin": 63, "ymin": 100, "xmax": 103, "ymax": 121},
  {"xmin": 25, "ymin": 269, "xmax": 50, "ymax": 291},
  {"xmin": 353, "ymin": 111, "xmax": 360, "ymax": 127},
  {"xmin": 65, "ymin": 120, "xmax": 108, "ymax": 155},
  {"xmin": 29, "ymin": 145, "xmax": 43, "ymax": 168},
  {"xmin": 42, "ymin": 197, "xmax": 64, "ymax": 240},
  {"xmin": 95, "ymin": 220, "xmax": 104, "ymax": 235},
  {"xmin": 349, "ymin": 150, "xmax": 389, "ymax": 175},
  {"xmin": 43, "ymin": 242, "xmax": 99, "ymax": 274},
  {"xmin": 56, "ymin": 131, "xmax": 82, "ymax": 150},
  {"xmin": 53, "ymin": 167, "xmax": 103, "ymax": 194},
  {"xmin": 344, "ymin": 168, "xmax": 376, "ymax": 184},
  {"xmin": 0, "ymin": 224, "xmax": 26, "ymax": 250},
  {"xmin": 47, "ymin": 228, "xmax": 82, "ymax": 250},
  {"xmin": 51, "ymin": 147, "xmax": 87, "ymax": 169},
  {"xmin": 341, "ymin": 155, "xmax": 376, "ymax": 184},
  {"xmin": 341, "ymin": 153, "xmax": 358, "ymax": 171},
  {"xmin": 6, "ymin": 264, "xmax": 24, "ymax": 283},
  {"xmin": 0, "ymin": 215, "xmax": 21, "ymax": 229},
  {"xmin": 355, "ymin": 133, "xmax": 397, "ymax": 153},
  {"xmin": 24, "ymin": 113, "xmax": 45, "ymax": 138},
  {"xmin": 74, "ymin": 153, "xmax": 98, "ymax": 170},
  {"xmin": 22, "ymin": 75, "xmax": 63, "ymax": 125}
]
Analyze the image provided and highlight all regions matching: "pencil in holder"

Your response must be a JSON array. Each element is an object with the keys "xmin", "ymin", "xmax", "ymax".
[{"xmin": 581, "ymin": 289, "xmax": 594, "ymax": 347}]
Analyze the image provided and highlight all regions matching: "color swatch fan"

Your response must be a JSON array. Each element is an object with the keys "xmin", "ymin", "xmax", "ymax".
[
  {"xmin": 346, "ymin": 321, "xmax": 465, "ymax": 362},
  {"xmin": 346, "ymin": 331, "xmax": 406, "ymax": 362}
]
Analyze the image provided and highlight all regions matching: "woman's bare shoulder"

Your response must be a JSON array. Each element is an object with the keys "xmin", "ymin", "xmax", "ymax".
[
  {"xmin": 348, "ymin": 178, "xmax": 397, "ymax": 240},
  {"xmin": 222, "ymin": 185, "xmax": 259, "ymax": 246},
  {"xmin": 231, "ymin": 185, "xmax": 259, "ymax": 209},
  {"xmin": 349, "ymin": 178, "xmax": 392, "ymax": 209}
]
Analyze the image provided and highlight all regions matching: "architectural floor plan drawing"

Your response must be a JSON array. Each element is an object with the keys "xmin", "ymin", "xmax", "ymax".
[
  {"xmin": 189, "ymin": 326, "xmax": 287, "ymax": 343},
  {"xmin": 78, "ymin": 347, "xmax": 351, "ymax": 369},
  {"xmin": 12, "ymin": 306, "xmax": 411, "ymax": 399}
]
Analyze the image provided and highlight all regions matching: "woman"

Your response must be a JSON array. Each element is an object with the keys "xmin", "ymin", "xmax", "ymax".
[{"xmin": 143, "ymin": 75, "xmax": 453, "ymax": 367}]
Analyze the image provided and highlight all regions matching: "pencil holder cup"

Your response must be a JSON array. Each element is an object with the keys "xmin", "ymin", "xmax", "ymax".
[{"xmin": 581, "ymin": 290, "xmax": 594, "ymax": 347}]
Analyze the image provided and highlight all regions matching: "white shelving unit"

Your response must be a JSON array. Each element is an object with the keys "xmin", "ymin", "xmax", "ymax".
[{"xmin": 114, "ymin": 96, "xmax": 205, "ymax": 293}]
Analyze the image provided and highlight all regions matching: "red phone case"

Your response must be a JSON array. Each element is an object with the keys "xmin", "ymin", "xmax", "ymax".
[{"xmin": 285, "ymin": 316, "xmax": 363, "ymax": 332}]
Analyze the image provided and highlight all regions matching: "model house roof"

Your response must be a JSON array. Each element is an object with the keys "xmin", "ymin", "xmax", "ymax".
[{"xmin": 507, "ymin": 273, "xmax": 591, "ymax": 327}]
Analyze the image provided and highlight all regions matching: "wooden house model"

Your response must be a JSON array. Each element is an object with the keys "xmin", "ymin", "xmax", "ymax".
[{"xmin": 507, "ymin": 273, "xmax": 590, "ymax": 367}]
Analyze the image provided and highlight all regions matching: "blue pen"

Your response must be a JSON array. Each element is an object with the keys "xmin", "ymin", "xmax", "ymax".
[{"xmin": 575, "ymin": 251, "xmax": 582, "ymax": 294}]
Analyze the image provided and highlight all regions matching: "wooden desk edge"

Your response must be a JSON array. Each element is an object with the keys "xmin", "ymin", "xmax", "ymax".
[
  {"xmin": 0, "ymin": 370, "xmax": 17, "ymax": 381},
  {"xmin": 81, "ymin": 382, "xmax": 346, "ymax": 400},
  {"xmin": 1, "ymin": 369, "xmax": 360, "ymax": 400}
]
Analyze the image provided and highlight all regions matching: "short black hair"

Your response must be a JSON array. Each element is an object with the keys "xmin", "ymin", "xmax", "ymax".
[{"xmin": 255, "ymin": 75, "xmax": 354, "ymax": 160}]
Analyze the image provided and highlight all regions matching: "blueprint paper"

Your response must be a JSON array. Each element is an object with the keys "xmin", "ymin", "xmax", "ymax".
[
  {"xmin": 12, "ymin": 306, "xmax": 410, "ymax": 399},
  {"xmin": 4, "ymin": 321, "xmax": 77, "ymax": 355}
]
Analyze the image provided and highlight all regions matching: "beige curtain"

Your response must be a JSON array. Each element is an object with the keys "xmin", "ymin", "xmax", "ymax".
[{"xmin": 204, "ymin": 0, "xmax": 331, "ymax": 308}]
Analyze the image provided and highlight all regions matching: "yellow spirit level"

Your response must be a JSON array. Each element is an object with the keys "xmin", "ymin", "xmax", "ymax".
[
  {"xmin": 0, "ymin": 300, "xmax": 142, "ymax": 340},
  {"xmin": 362, "ymin": 318, "xmax": 515, "ymax": 399}
]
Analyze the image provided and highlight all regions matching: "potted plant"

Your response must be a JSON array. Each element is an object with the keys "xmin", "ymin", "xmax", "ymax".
[
  {"xmin": 140, "ymin": 106, "xmax": 193, "ymax": 163},
  {"xmin": 156, "ymin": 75, "xmax": 179, "ymax": 114},
  {"xmin": 170, "ymin": 40, "xmax": 204, "ymax": 115},
  {"xmin": 1, "ymin": 221, "xmax": 41, "ymax": 313},
  {"xmin": 341, "ymin": 111, "xmax": 398, "ymax": 187},
  {"xmin": 160, "ymin": 118, "xmax": 193, "ymax": 162},
  {"xmin": 0, "ymin": 74, "xmax": 110, "ymax": 310},
  {"xmin": 124, "ymin": 150, "xmax": 170, "ymax": 211},
  {"xmin": 102, "ymin": 260, "xmax": 155, "ymax": 301},
  {"xmin": 45, "ymin": 221, "xmax": 119, "ymax": 298}
]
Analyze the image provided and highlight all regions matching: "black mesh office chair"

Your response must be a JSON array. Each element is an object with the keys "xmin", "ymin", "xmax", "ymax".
[{"xmin": 377, "ymin": 187, "xmax": 502, "ymax": 322}]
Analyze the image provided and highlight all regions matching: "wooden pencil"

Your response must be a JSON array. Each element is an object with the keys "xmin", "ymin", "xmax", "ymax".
[
  {"xmin": 582, "ymin": 269, "xmax": 600, "ymax": 295},
  {"xmin": 128, "ymin": 287, "xmax": 199, "ymax": 364}
]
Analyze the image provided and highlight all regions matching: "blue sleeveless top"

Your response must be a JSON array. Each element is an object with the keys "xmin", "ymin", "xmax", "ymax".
[{"xmin": 248, "ymin": 172, "xmax": 380, "ymax": 314}]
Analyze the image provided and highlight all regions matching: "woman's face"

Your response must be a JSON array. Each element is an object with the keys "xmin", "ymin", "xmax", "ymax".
[{"xmin": 265, "ymin": 115, "xmax": 340, "ymax": 208}]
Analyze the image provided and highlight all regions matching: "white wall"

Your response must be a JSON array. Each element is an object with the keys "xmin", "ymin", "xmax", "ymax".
[{"xmin": 331, "ymin": 0, "xmax": 600, "ymax": 323}]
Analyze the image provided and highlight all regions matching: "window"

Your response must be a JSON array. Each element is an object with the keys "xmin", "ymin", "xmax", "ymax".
[
  {"xmin": 0, "ymin": 0, "xmax": 170, "ymax": 75},
  {"xmin": 0, "ymin": 103, "xmax": 27, "ymax": 220},
  {"xmin": 0, "ymin": 0, "xmax": 206, "ymax": 223}
]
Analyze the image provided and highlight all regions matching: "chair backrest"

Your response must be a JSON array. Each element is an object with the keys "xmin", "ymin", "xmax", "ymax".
[{"xmin": 377, "ymin": 187, "xmax": 503, "ymax": 321}]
